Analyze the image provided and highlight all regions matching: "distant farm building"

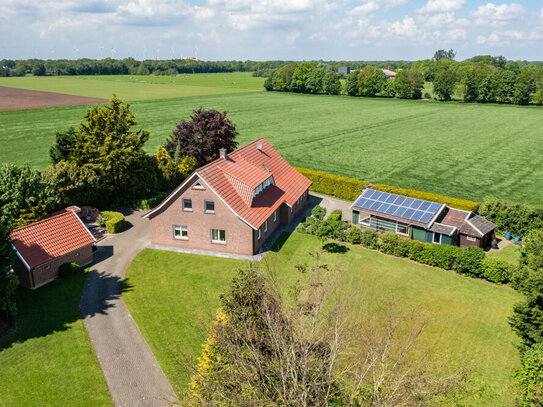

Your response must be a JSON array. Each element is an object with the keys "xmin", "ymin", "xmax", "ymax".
[
  {"xmin": 351, "ymin": 188, "xmax": 496, "ymax": 248},
  {"xmin": 10, "ymin": 206, "xmax": 96, "ymax": 289},
  {"xmin": 381, "ymin": 69, "xmax": 397, "ymax": 79},
  {"xmin": 337, "ymin": 66, "xmax": 351, "ymax": 75}
]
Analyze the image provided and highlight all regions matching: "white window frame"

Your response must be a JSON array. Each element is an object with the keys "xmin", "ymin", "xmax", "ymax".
[
  {"xmin": 44, "ymin": 264, "xmax": 51, "ymax": 270},
  {"xmin": 211, "ymin": 229, "xmax": 226, "ymax": 244},
  {"xmin": 264, "ymin": 220, "xmax": 268, "ymax": 233},
  {"xmin": 192, "ymin": 182, "xmax": 204, "ymax": 190},
  {"xmin": 182, "ymin": 198, "xmax": 192, "ymax": 211},
  {"xmin": 74, "ymin": 252, "xmax": 80, "ymax": 257},
  {"xmin": 173, "ymin": 225, "xmax": 188, "ymax": 240},
  {"xmin": 433, "ymin": 232, "xmax": 442, "ymax": 244},
  {"xmin": 204, "ymin": 200, "xmax": 215, "ymax": 213},
  {"xmin": 257, "ymin": 228, "xmax": 262, "ymax": 240},
  {"xmin": 273, "ymin": 210, "xmax": 277, "ymax": 222},
  {"xmin": 466, "ymin": 235, "xmax": 477, "ymax": 242},
  {"xmin": 396, "ymin": 222, "xmax": 409, "ymax": 237}
]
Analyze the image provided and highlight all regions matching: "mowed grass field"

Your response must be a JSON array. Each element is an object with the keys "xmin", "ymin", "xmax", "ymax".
[
  {"xmin": 0, "ymin": 271, "xmax": 112, "ymax": 407},
  {"xmin": 123, "ymin": 232, "xmax": 521, "ymax": 406},
  {"xmin": 1, "ymin": 73, "xmax": 542, "ymax": 205}
]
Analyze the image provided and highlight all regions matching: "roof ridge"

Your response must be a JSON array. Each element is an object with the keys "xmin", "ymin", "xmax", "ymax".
[{"xmin": 11, "ymin": 209, "xmax": 74, "ymax": 234}]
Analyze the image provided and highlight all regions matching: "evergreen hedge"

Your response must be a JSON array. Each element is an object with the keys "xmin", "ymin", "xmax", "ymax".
[
  {"xmin": 101, "ymin": 211, "xmax": 126, "ymax": 234},
  {"xmin": 295, "ymin": 167, "xmax": 479, "ymax": 211}
]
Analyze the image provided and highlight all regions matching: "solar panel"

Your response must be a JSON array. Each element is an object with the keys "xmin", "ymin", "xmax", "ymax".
[{"xmin": 353, "ymin": 189, "xmax": 442, "ymax": 224}]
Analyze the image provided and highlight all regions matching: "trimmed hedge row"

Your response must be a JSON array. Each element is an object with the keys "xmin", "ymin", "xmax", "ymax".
[
  {"xmin": 295, "ymin": 167, "xmax": 479, "ymax": 212},
  {"xmin": 131, "ymin": 191, "xmax": 169, "ymax": 210},
  {"xmin": 101, "ymin": 211, "xmax": 126, "ymax": 234},
  {"xmin": 294, "ymin": 167, "xmax": 369, "ymax": 201},
  {"xmin": 372, "ymin": 184, "xmax": 480, "ymax": 212}
]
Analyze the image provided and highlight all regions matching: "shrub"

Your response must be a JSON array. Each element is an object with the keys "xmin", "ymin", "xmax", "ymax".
[
  {"xmin": 429, "ymin": 244, "xmax": 461, "ymax": 270},
  {"xmin": 379, "ymin": 232, "xmax": 408, "ymax": 257},
  {"xmin": 59, "ymin": 262, "xmax": 82, "ymax": 279},
  {"xmin": 360, "ymin": 229, "xmax": 379, "ymax": 249},
  {"xmin": 132, "ymin": 191, "xmax": 168, "ymax": 209},
  {"xmin": 312, "ymin": 205, "xmax": 327, "ymax": 220},
  {"xmin": 328, "ymin": 209, "xmax": 342, "ymax": 221},
  {"xmin": 298, "ymin": 216, "xmax": 321, "ymax": 235},
  {"xmin": 423, "ymin": 91, "xmax": 431, "ymax": 99},
  {"xmin": 455, "ymin": 246, "xmax": 485, "ymax": 277},
  {"xmin": 372, "ymin": 184, "xmax": 479, "ymax": 212},
  {"xmin": 514, "ymin": 343, "xmax": 543, "ymax": 406},
  {"xmin": 480, "ymin": 257, "xmax": 512, "ymax": 284},
  {"xmin": 406, "ymin": 239, "xmax": 425, "ymax": 261},
  {"xmin": 101, "ymin": 211, "xmax": 126, "ymax": 234},
  {"xmin": 315, "ymin": 219, "xmax": 349, "ymax": 242},
  {"xmin": 347, "ymin": 226, "xmax": 362, "ymax": 245},
  {"xmin": 478, "ymin": 197, "xmax": 543, "ymax": 237}
]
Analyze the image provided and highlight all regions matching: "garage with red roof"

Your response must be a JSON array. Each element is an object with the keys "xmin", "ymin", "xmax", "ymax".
[{"xmin": 10, "ymin": 207, "xmax": 96, "ymax": 289}]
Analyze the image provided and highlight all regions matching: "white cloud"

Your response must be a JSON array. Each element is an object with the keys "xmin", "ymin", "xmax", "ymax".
[
  {"xmin": 382, "ymin": 0, "xmax": 409, "ymax": 11},
  {"xmin": 424, "ymin": 12, "xmax": 455, "ymax": 28},
  {"xmin": 445, "ymin": 28, "xmax": 466, "ymax": 40},
  {"xmin": 388, "ymin": 16, "xmax": 418, "ymax": 37},
  {"xmin": 350, "ymin": 1, "xmax": 379, "ymax": 16},
  {"xmin": 417, "ymin": 0, "xmax": 465, "ymax": 13},
  {"xmin": 471, "ymin": 3, "xmax": 524, "ymax": 27}
]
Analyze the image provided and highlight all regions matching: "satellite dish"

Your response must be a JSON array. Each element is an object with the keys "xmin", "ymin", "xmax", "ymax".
[{"xmin": 256, "ymin": 142, "xmax": 262, "ymax": 150}]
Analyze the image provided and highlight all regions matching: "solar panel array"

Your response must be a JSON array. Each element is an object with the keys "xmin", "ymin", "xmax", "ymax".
[{"xmin": 354, "ymin": 189, "xmax": 441, "ymax": 224}]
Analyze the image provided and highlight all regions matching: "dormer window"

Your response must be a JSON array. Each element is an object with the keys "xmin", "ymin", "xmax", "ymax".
[{"xmin": 253, "ymin": 176, "xmax": 274, "ymax": 199}]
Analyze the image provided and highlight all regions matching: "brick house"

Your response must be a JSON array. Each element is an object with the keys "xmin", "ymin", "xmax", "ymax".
[
  {"xmin": 143, "ymin": 138, "xmax": 312, "ymax": 256},
  {"xmin": 10, "ymin": 206, "xmax": 96, "ymax": 289}
]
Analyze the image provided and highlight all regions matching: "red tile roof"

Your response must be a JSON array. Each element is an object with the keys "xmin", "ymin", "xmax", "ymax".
[
  {"xmin": 440, "ymin": 208, "xmax": 469, "ymax": 229},
  {"xmin": 10, "ymin": 209, "xmax": 95, "ymax": 269},
  {"xmin": 145, "ymin": 138, "xmax": 312, "ymax": 229}
]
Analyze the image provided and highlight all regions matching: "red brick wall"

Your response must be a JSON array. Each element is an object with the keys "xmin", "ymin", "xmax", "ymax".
[
  {"xmin": 15, "ymin": 244, "xmax": 93, "ymax": 289},
  {"xmin": 148, "ymin": 176, "xmax": 255, "ymax": 256},
  {"xmin": 253, "ymin": 209, "xmax": 281, "ymax": 253},
  {"xmin": 459, "ymin": 234, "xmax": 482, "ymax": 248}
]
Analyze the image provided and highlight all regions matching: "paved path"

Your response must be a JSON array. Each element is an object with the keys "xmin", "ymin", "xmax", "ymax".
[{"xmin": 79, "ymin": 209, "xmax": 178, "ymax": 407}]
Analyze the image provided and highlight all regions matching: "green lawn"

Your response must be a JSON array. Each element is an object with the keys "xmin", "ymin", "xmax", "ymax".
[
  {"xmin": 489, "ymin": 244, "xmax": 522, "ymax": 266},
  {"xmin": 1, "ymin": 74, "xmax": 542, "ymax": 205},
  {"xmin": 0, "ymin": 272, "xmax": 112, "ymax": 407},
  {"xmin": 123, "ymin": 232, "xmax": 521, "ymax": 405}
]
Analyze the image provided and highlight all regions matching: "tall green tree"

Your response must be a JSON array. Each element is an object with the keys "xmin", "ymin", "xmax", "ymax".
[
  {"xmin": 322, "ymin": 72, "xmax": 342, "ymax": 95},
  {"xmin": 514, "ymin": 71, "xmax": 536, "ymax": 105},
  {"xmin": 357, "ymin": 66, "xmax": 387, "ymax": 97},
  {"xmin": 433, "ymin": 62, "xmax": 457, "ymax": 101},
  {"xmin": 291, "ymin": 62, "xmax": 315, "ymax": 93},
  {"xmin": 345, "ymin": 71, "xmax": 359, "ymax": 96},
  {"xmin": 49, "ymin": 127, "xmax": 77, "ymax": 164},
  {"xmin": 433, "ymin": 49, "xmax": 456, "ymax": 61},
  {"xmin": 274, "ymin": 63, "xmax": 296, "ymax": 91},
  {"xmin": 394, "ymin": 68, "xmax": 424, "ymax": 99},
  {"xmin": 71, "ymin": 96, "xmax": 151, "ymax": 195},
  {"xmin": 305, "ymin": 68, "xmax": 325, "ymax": 94}
]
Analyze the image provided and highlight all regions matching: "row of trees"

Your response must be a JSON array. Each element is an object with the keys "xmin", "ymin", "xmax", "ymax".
[
  {"xmin": 264, "ymin": 62, "xmax": 342, "ymax": 95},
  {"xmin": 0, "ymin": 99, "xmax": 240, "ymax": 327}
]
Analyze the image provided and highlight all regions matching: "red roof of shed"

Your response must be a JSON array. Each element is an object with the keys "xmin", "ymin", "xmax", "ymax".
[{"xmin": 10, "ymin": 209, "xmax": 95, "ymax": 269}]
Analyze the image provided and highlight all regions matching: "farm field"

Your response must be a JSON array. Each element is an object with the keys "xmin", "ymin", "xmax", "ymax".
[
  {"xmin": 123, "ymin": 232, "xmax": 521, "ymax": 406},
  {"xmin": 0, "ymin": 73, "xmax": 542, "ymax": 205},
  {"xmin": 0, "ymin": 271, "xmax": 112, "ymax": 407}
]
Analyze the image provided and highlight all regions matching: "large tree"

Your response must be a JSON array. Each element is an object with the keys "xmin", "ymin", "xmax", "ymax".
[
  {"xmin": 165, "ymin": 107, "xmax": 238, "ymax": 166},
  {"xmin": 49, "ymin": 126, "xmax": 77, "ymax": 164},
  {"xmin": 433, "ymin": 49, "xmax": 456, "ymax": 61},
  {"xmin": 291, "ymin": 62, "xmax": 315, "ymax": 93},
  {"xmin": 433, "ymin": 62, "xmax": 457, "ymax": 101},
  {"xmin": 394, "ymin": 68, "xmax": 424, "ymax": 99},
  {"xmin": 322, "ymin": 72, "xmax": 342, "ymax": 95},
  {"xmin": 305, "ymin": 68, "xmax": 326, "ymax": 94},
  {"xmin": 188, "ymin": 258, "xmax": 465, "ymax": 406}
]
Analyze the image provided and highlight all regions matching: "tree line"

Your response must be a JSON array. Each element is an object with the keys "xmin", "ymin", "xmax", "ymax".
[{"xmin": 0, "ymin": 98, "xmax": 239, "ymax": 326}]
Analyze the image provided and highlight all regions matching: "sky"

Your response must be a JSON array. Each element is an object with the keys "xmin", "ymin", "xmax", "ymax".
[{"xmin": 1, "ymin": 0, "xmax": 542, "ymax": 61}]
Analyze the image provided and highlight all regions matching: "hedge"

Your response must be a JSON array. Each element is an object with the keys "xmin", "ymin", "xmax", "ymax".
[
  {"xmin": 372, "ymin": 184, "xmax": 479, "ymax": 212},
  {"xmin": 478, "ymin": 197, "xmax": 543, "ymax": 237},
  {"xmin": 59, "ymin": 262, "xmax": 82, "ymax": 279},
  {"xmin": 295, "ymin": 167, "xmax": 369, "ymax": 201},
  {"xmin": 295, "ymin": 167, "xmax": 479, "ymax": 212},
  {"xmin": 131, "ymin": 191, "xmax": 169, "ymax": 210},
  {"xmin": 101, "ymin": 211, "xmax": 126, "ymax": 234}
]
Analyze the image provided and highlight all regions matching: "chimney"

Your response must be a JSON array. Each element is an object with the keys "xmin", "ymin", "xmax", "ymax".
[{"xmin": 219, "ymin": 148, "xmax": 226, "ymax": 159}]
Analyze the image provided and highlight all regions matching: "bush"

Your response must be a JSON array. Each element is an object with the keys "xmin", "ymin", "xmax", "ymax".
[
  {"xmin": 315, "ymin": 219, "xmax": 349, "ymax": 242},
  {"xmin": 429, "ymin": 244, "xmax": 461, "ymax": 270},
  {"xmin": 132, "ymin": 191, "xmax": 168, "ymax": 209},
  {"xmin": 312, "ymin": 205, "xmax": 327, "ymax": 220},
  {"xmin": 480, "ymin": 257, "xmax": 512, "ymax": 284},
  {"xmin": 514, "ymin": 344, "xmax": 543, "ymax": 406},
  {"xmin": 298, "ymin": 216, "xmax": 321, "ymax": 235},
  {"xmin": 347, "ymin": 226, "xmax": 362, "ymax": 245},
  {"xmin": 372, "ymin": 184, "xmax": 479, "ymax": 212},
  {"xmin": 360, "ymin": 229, "xmax": 379, "ymax": 249},
  {"xmin": 328, "ymin": 209, "xmax": 342, "ymax": 221},
  {"xmin": 479, "ymin": 197, "xmax": 543, "ymax": 237},
  {"xmin": 379, "ymin": 232, "xmax": 408, "ymax": 257},
  {"xmin": 101, "ymin": 211, "xmax": 126, "ymax": 234},
  {"xmin": 423, "ymin": 91, "xmax": 431, "ymax": 99},
  {"xmin": 406, "ymin": 239, "xmax": 425, "ymax": 261},
  {"xmin": 455, "ymin": 246, "xmax": 485, "ymax": 277},
  {"xmin": 59, "ymin": 262, "xmax": 82, "ymax": 279}
]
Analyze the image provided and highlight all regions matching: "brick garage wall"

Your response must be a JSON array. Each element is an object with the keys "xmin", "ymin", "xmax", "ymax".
[
  {"xmin": 279, "ymin": 189, "xmax": 309, "ymax": 226},
  {"xmin": 459, "ymin": 234, "xmax": 482, "ymax": 249},
  {"xmin": 149, "ymin": 176, "xmax": 255, "ymax": 256},
  {"xmin": 17, "ymin": 244, "xmax": 94, "ymax": 289},
  {"xmin": 253, "ymin": 209, "xmax": 281, "ymax": 253}
]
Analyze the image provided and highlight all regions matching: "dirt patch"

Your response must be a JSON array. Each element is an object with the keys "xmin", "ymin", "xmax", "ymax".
[{"xmin": 0, "ymin": 86, "xmax": 107, "ymax": 111}]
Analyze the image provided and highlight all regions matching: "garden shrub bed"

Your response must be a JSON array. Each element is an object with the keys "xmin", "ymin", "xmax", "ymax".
[{"xmin": 100, "ymin": 211, "xmax": 126, "ymax": 234}]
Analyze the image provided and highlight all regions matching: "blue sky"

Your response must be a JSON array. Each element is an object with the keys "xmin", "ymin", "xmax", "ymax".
[{"xmin": 1, "ymin": 0, "xmax": 542, "ymax": 61}]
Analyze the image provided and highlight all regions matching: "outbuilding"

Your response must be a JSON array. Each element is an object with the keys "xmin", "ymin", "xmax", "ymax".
[
  {"xmin": 10, "ymin": 206, "xmax": 96, "ymax": 289},
  {"xmin": 351, "ymin": 188, "xmax": 496, "ymax": 249}
]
